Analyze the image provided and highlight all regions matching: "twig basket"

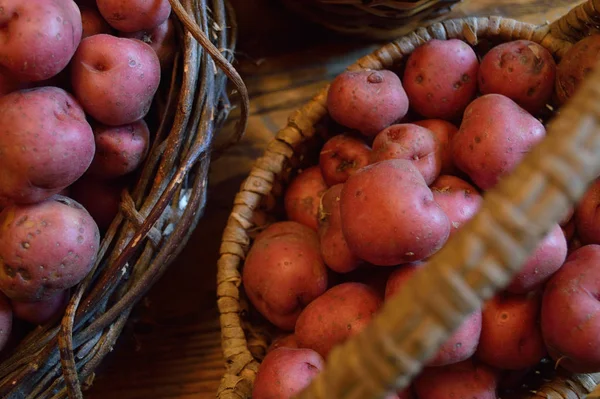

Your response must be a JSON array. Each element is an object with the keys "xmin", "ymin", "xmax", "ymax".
[
  {"xmin": 0, "ymin": 0, "xmax": 249, "ymax": 398},
  {"xmin": 217, "ymin": 0, "xmax": 600, "ymax": 398},
  {"xmin": 279, "ymin": 0, "xmax": 462, "ymax": 40}
]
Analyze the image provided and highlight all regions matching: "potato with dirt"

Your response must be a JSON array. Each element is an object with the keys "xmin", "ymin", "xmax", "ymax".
[
  {"xmin": 506, "ymin": 223, "xmax": 567, "ymax": 294},
  {"xmin": 284, "ymin": 166, "xmax": 328, "ymax": 231},
  {"xmin": 340, "ymin": 159, "xmax": 450, "ymax": 266},
  {"xmin": 96, "ymin": 0, "xmax": 171, "ymax": 32},
  {"xmin": 370, "ymin": 124, "xmax": 441, "ymax": 185},
  {"xmin": 252, "ymin": 347, "xmax": 324, "ymax": 399},
  {"xmin": 319, "ymin": 134, "xmax": 371, "ymax": 186},
  {"xmin": 0, "ymin": 196, "xmax": 100, "ymax": 301},
  {"xmin": 413, "ymin": 119, "xmax": 459, "ymax": 175},
  {"xmin": 477, "ymin": 292, "xmax": 546, "ymax": 370},
  {"xmin": 0, "ymin": 0, "xmax": 82, "ymax": 82},
  {"xmin": 243, "ymin": 222, "xmax": 328, "ymax": 331},
  {"xmin": 121, "ymin": 19, "xmax": 177, "ymax": 71},
  {"xmin": 318, "ymin": 184, "xmax": 362, "ymax": 274},
  {"xmin": 452, "ymin": 94, "xmax": 546, "ymax": 190},
  {"xmin": 385, "ymin": 264, "xmax": 482, "ymax": 366},
  {"xmin": 541, "ymin": 244, "xmax": 600, "ymax": 373},
  {"xmin": 478, "ymin": 40, "xmax": 556, "ymax": 114},
  {"xmin": 403, "ymin": 39, "xmax": 479, "ymax": 120},
  {"xmin": 11, "ymin": 290, "xmax": 69, "ymax": 325},
  {"xmin": 556, "ymin": 34, "xmax": 600, "ymax": 105},
  {"xmin": 327, "ymin": 70, "xmax": 409, "ymax": 137},
  {"xmin": 71, "ymin": 34, "xmax": 161, "ymax": 126},
  {"xmin": 0, "ymin": 87, "xmax": 95, "ymax": 208},
  {"xmin": 430, "ymin": 175, "xmax": 482, "ymax": 237},
  {"xmin": 87, "ymin": 120, "xmax": 150, "ymax": 178},
  {"xmin": 295, "ymin": 282, "xmax": 382, "ymax": 358}
]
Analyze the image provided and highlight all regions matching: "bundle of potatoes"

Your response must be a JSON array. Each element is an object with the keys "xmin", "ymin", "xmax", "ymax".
[
  {"xmin": 246, "ymin": 35, "xmax": 600, "ymax": 399},
  {"xmin": 0, "ymin": 0, "xmax": 174, "ymax": 354}
]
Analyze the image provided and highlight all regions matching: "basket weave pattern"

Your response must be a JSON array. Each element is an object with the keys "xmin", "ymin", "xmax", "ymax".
[{"xmin": 217, "ymin": 0, "xmax": 600, "ymax": 398}]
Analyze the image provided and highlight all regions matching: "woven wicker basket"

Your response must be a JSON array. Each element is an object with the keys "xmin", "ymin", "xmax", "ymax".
[
  {"xmin": 217, "ymin": 1, "xmax": 600, "ymax": 398},
  {"xmin": 0, "ymin": 1, "xmax": 248, "ymax": 398},
  {"xmin": 279, "ymin": 0, "xmax": 462, "ymax": 40}
]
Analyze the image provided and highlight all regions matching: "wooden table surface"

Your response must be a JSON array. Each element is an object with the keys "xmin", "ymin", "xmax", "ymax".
[{"xmin": 86, "ymin": 0, "xmax": 579, "ymax": 398}]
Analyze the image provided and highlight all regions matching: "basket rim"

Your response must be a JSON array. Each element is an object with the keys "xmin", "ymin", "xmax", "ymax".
[{"xmin": 216, "ymin": 6, "xmax": 599, "ymax": 399}]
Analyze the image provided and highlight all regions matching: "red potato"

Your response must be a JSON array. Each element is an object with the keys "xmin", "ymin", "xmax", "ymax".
[
  {"xmin": 385, "ymin": 264, "xmax": 482, "ymax": 366},
  {"xmin": 541, "ymin": 245, "xmax": 600, "ymax": 373},
  {"xmin": 252, "ymin": 348, "xmax": 324, "ymax": 399},
  {"xmin": 0, "ymin": 293, "xmax": 12, "ymax": 352},
  {"xmin": 267, "ymin": 334, "xmax": 299, "ymax": 353},
  {"xmin": 477, "ymin": 292, "xmax": 546, "ymax": 370},
  {"xmin": 575, "ymin": 179, "xmax": 600, "ymax": 245},
  {"xmin": 0, "ymin": 196, "xmax": 100, "ymax": 301},
  {"xmin": 403, "ymin": 39, "xmax": 479, "ymax": 120},
  {"xmin": 121, "ymin": 19, "xmax": 177, "ymax": 71},
  {"xmin": 413, "ymin": 119, "xmax": 459, "ymax": 175},
  {"xmin": 69, "ymin": 176, "xmax": 128, "ymax": 232},
  {"xmin": 452, "ymin": 94, "xmax": 546, "ymax": 190},
  {"xmin": 318, "ymin": 184, "xmax": 362, "ymax": 273},
  {"xmin": 253, "ymin": 221, "xmax": 320, "ymax": 246},
  {"xmin": 327, "ymin": 70, "xmax": 409, "ymax": 137},
  {"xmin": 295, "ymin": 282, "xmax": 382, "ymax": 358},
  {"xmin": 0, "ymin": 0, "xmax": 82, "ymax": 82},
  {"xmin": 431, "ymin": 175, "xmax": 482, "ymax": 237},
  {"xmin": 80, "ymin": 6, "xmax": 114, "ymax": 39},
  {"xmin": 478, "ymin": 40, "xmax": 556, "ymax": 114},
  {"xmin": 415, "ymin": 359, "xmax": 498, "ymax": 399},
  {"xmin": 340, "ymin": 159, "xmax": 450, "ymax": 266},
  {"xmin": 319, "ymin": 134, "xmax": 371, "ymax": 186},
  {"xmin": 243, "ymin": 222, "xmax": 328, "ymax": 331},
  {"xmin": 11, "ymin": 290, "xmax": 69, "ymax": 325},
  {"xmin": 0, "ymin": 87, "xmax": 95, "ymax": 207},
  {"xmin": 506, "ymin": 223, "xmax": 567, "ymax": 294},
  {"xmin": 370, "ymin": 124, "xmax": 441, "ymax": 185},
  {"xmin": 97, "ymin": 0, "xmax": 171, "ymax": 33},
  {"xmin": 556, "ymin": 35, "xmax": 600, "ymax": 105},
  {"xmin": 284, "ymin": 166, "xmax": 328, "ymax": 232},
  {"xmin": 71, "ymin": 34, "xmax": 161, "ymax": 126},
  {"xmin": 87, "ymin": 120, "xmax": 151, "ymax": 178}
]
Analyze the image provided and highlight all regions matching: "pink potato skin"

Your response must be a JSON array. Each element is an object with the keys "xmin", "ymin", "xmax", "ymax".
[
  {"xmin": 327, "ymin": 70, "xmax": 409, "ymax": 137},
  {"xmin": 318, "ymin": 184, "xmax": 362, "ymax": 274},
  {"xmin": 11, "ymin": 290, "xmax": 69, "ymax": 325},
  {"xmin": 431, "ymin": 175, "xmax": 482, "ymax": 238},
  {"xmin": 506, "ymin": 223, "xmax": 567, "ymax": 294},
  {"xmin": 96, "ymin": 0, "xmax": 171, "ymax": 33},
  {"xmin": 80, "ymin": 6, "xmax": 114, "ymax": 39},
  {"xmin": 370, "ymin": 124, "xmax": 441, "ymax": 185},
  {"xmin": 413, "ymin": 119, "xmax": 459, "ymax": 175},
  {"xmin": 556, "ymin": 35, "xmax": 600, "ymax": 105},
  {"xmin": 242, "ymin": 222, "xmax": 328, "ymax": 331},
  {"xmin": 121, "ymin": 19, "xmax": 177, "ymax": 71},
  {"xmin": 0, "ymin": 196, "xmax": 100, "ymax": 301},
  {"xmin": 0, "ymin": 293, "xmax": 12, "ymax": 352},
  {"xmin": 284, "ymin": 166, "xmax": 328, "ymax": 232},
  {"xmin": 267, "ymin": 334, "xmax": 299, "ymax": 354},
  {"xmin": 69, "ymin": 176, "xmax": 128, "ymax": 232},
  {"xmin": 575, "ymin": 179, "xmax": 600, "ymax": 245},
  {"xmin": 340, "ymin": 159, "xmax": 450, "ymax": 266},
  {"xmin": 252, "ymin": 348, "xmax": 324, "ymax": 399},
  {"xmin": 541, "ymin": 245, "xmax": 600, "ymax": 373},
  {"xmin": 385, "ymin": 264, "xmax": 482, "ymax": 367},
  {"xmin": 71, "ymin": 34, "xmax": 161, "ymax": 126},
  {"xmin": 295, "ymin": 282, "xmax": 382, "ymax": 358},
  {"xmin": 0, "ymin": 87, "xmax": 95, "ymax": 207},
  {"xmin": 0, "ymin": 0, "xmax": 82, "ymax": 82},
  {"xmin": 403, "ymin": 39, "xmax": 479, "ymax": 120},
  {"xmin": 87, "ymin": 120, "xmax": 150, "ymax": 178},
  {"xmin": 319, "ymin": 134, "xmax": 371, "ymax": 186},
  {"xmin": 415, "ymin": 359, "xmax": 498, "ymax": 399},
  {"xmin": 478, "ymin": 40, "xmax": 556, "ymax": 114},
  {"xmin": 477, "ymin": 292, "xmax": 546, "ymax": 370},
  {"xmin": 452, "ymin": 94, "xmax": 546, "ymax": 190}
]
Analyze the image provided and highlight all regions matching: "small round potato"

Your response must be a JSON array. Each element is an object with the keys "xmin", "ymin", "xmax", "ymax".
[
  {"xmin": 284, "ymin": 166, "xmax": 328, "ymax": 231},
  {"xmin": 556, "ymin": 35, "xmax": 600, "ymax": 105},
  {"xmin": 121, "ymin": 19, "xmax": 177, "ymax": 71},
  {"xmin": 413, "ymin": 119, "xmax": 459, "ymax": 175},
  {"xmin": 97, "ymin": 0, "xmax": 172, "ymax": 33},
  {"xmin": 431, "ymin": 175, "xmax": 482, "ymax": 238},
  {"xmin": 319, "ymin": 134, "xmax": 371, "ymax": 186}
]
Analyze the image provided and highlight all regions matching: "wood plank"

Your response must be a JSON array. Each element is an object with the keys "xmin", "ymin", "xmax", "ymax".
[{"xmin": 86, "ymin": 1, "xmax": 585, "ymax": 398}]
